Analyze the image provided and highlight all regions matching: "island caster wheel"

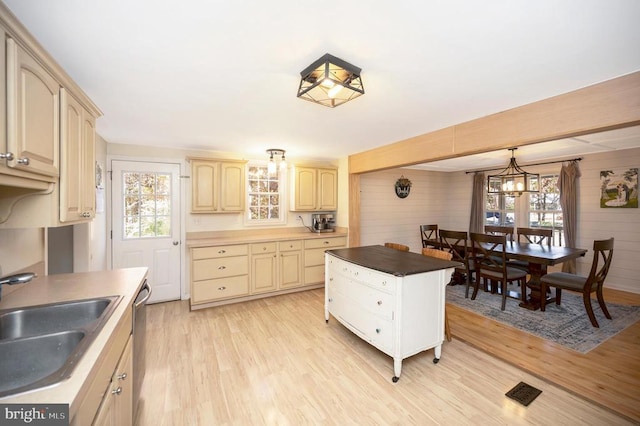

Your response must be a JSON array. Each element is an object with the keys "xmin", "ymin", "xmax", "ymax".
[
  {"xmin": 433, "ymin": 358, "xmax": 440, "ymax": 364},
  {"xmin": 392, "ymin": 376, "xmax": 399, "ymax": 383}
]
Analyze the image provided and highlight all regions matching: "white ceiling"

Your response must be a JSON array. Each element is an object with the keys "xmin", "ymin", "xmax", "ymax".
[{"xmin": 3, "ymin": 0, "xmax": 640, "ymax": 166}]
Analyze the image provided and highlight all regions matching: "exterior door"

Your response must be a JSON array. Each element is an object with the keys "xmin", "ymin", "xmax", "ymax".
[{"xmin": 111, "ymin": 160, "xmax": 181, "ymax": 303}]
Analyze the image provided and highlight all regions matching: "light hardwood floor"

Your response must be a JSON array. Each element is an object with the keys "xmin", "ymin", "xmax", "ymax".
[{"xmin": 136, "ymin": 288, "xmax": 639, "ymax": 425}]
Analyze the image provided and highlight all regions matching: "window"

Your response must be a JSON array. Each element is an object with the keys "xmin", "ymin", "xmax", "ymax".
[
  {"xmin": 484, "ymin": 172, "xmax": 564, "ymax": 246},
  {"xmin": 247, "ymin": 163, "xmax": 285, "ymax": 224},
  {"xmin": 528, "ymin": 174, "xmax": 563, "ymax": 245},
  {"xmin": 485, "ymin": 193, "xmax": 515, "ymax": 226},
  {"xmin": 122, "ymin": 171, "xmax": 171, "ymax": 239}
]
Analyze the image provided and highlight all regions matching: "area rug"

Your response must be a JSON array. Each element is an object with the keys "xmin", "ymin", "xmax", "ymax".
[{"xmin": 446, "ymin": 283, "xmax": 640, "ymax": 353}]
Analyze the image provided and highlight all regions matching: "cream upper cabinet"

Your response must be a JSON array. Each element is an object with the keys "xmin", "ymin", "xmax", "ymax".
[
  {"xmin": 290, "ymin": 166, "xmax": 338, "ymax": 211},
  {"xmin": 4, "ymin": 38, "xmax": 60, "ymax": 179},
  {"xmin": 190, "ymin": 158, "xmax": 247, "ymax": 213},
  {"xmin": 60, "ymin": 88, "xmax": 96, "ymax": 223}
]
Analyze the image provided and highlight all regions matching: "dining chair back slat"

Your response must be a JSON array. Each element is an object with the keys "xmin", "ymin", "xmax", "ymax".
[
  {"xmin": 470, "ymin": 232, "xmax": 527, "ymax": 311},
  {"xmin": 517, "ymin": 227, "xmax": 553, "ymax": 247},
  {"xmin": 484, "ymin": 225, "xmax": 515, "ymax": 243},
  {"xmin": 539, "ymin": 238, "xmax": 614, "ymax": 327},
  {"xmin": 420, "ymin": 224, "xmax": 438, "ymax": 248},
  {"xmin": 439, "ymin": 229, "xmax": 476, "ymax": 299},
  {"xmin": 384, "ymin": 242, "xmax": 410, "ymax": 252}
]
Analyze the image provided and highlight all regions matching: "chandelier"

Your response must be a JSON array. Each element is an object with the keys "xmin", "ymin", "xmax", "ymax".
[
  {"xmin": 297, "ymin": 53, "xmax": 364, "ymax": 108},
  {"xmin": 266, "ymin": 149, "xmax": 286, "ymax": 174},
  {"xmin": 487, "ymin": 148, "xmax": 540, "ymax": 196}
]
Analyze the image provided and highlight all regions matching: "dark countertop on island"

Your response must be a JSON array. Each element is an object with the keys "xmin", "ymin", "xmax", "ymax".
[{"xmin": 327, "ymin": 245, "xmax": 462, "ymax": 276}]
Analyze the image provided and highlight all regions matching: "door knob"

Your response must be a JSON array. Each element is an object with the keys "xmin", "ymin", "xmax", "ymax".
[{"xmin": 173, "ymin": 241, "xmax": 179, "ymax": 246}]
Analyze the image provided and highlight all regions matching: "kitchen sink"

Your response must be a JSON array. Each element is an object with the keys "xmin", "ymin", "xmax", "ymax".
[
  {"xmin": 0, "ymin": 295, "xmax": 122, "ymax": 398},
  {"xmin": 0, "ymin": 296, "xmax": 119, "ymax": 340},
  {"xmin": 0, "ymin": 330, "xmax": 85, "ymax": 396}
]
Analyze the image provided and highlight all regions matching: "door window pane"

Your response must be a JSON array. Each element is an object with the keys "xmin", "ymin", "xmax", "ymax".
[{"xmin": 122, "ymin": 172, "xmax": 172, "ymax": 239}]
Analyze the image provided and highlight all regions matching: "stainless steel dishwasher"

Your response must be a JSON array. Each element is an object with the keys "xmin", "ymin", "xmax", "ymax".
[{"xmin": 133, "ymin": 280, "xmax": 151, "ymax": 420}]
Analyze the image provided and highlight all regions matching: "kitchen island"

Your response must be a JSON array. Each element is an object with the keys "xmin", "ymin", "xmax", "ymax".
[{"xmin": 325, "ymin": 245, "xmax": 459, "ymax": 382}]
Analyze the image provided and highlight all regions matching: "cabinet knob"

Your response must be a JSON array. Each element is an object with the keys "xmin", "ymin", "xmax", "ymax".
[
  {"xmin": 117, "ymin": 372, "xmax": 128, "ymax": 380},
  {"xmin": 0, "ymin": 152, "xmax": 14, "ymax": 161},
  {"xmin": 111, "ymin": 387, "xmax": 122, "ymax": 395},
  {"xmin": 218, "ymin": 266, "xmax": 226, "ymax": 270},
  {"xmin": 323, "ymin": 241, "xmax": 329, "ymax": 245},
  {"xmin": 218, "ymin": 286, "xmax": 226, "ymax": 291},
  {"xmin": 375, "ymin": 328, "xmax": 381, "ymax": 334},
  {"xmin": 218, "ymin": 249, "xmax": 226, "ymax": 254},
  {"xmin": 263, "ymin": 247, "xmax": 267, "ymax": 251},
  {"xmin": 16, "ymin": 157, "xmax": 30, "ymax": 165},
  {"xmin": 328, "ymin": 297, "xmax": 333, "ymax": 302},
  {"xmin": 377, "ymin": 300, "xmax": 382, "ymax": 305}
]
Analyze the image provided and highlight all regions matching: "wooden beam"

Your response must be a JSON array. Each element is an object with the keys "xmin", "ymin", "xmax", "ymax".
[{"xmin": 347, "ymin": 71, "xmax": 640, "ymax": 246}]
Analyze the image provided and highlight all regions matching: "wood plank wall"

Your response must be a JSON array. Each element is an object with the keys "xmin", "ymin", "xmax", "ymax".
[{"xmin": 358, "ymin": 148, "xmax": 640, "ymax": 293}]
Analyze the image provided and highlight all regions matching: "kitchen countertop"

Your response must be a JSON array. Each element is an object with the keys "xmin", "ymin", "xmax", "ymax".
[
  {"xmin": 327, "ymin": 245, "xmax": 462, "ymax": 276},
  {"xmin": 0, "ymin": 267, "xmax": 148, "ymax": 418},
  {"xmin": 186, "ymin": 227, "xmax": 348, "ymax": 247}
]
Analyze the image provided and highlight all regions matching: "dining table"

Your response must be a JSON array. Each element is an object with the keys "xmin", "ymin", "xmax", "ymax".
[{"xmin": 425, "ymin": 238, "xmax": 588, "ymax": 310}]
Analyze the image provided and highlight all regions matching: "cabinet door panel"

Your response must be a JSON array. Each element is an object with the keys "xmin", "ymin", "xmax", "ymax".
[
  {"xmin": 220, "ymin": 162, "xmax": 245, "ymax": 211},
  {"xmin": 81, "ymin": 113, "xmax": 96, "ymax": 217},
  {"xmin": 192, "ymin": 275, "xmax": 249, "ymax": 302},
  {"xmin": 191, "ymin": 160, "xmax": 217, "ymax": 212},
  {"xmin": 60, "ymin": 90, "xmax": 83, "ymax": 221},
  {"xmin": 6, "ymin": 39, "xmax": 59, "ymax": 177},
  {"xmin": 318, "ymin": 168, "xmax": 337, "ymax": 210},
  {"xmin": 280, "ymin": 250, "xmax": 303, "ymax": 288},
  {"xmin": 251, "ymin": 253, "xmax": 277, "ymax": 293}
]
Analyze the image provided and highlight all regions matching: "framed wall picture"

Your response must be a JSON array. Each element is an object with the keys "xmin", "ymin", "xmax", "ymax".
[{"xmin": 600, "ymin": 168, "xmax": 638, "ymax": 208}]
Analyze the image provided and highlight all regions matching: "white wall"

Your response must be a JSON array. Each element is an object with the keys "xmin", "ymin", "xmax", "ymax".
[{"xmin": 359, "ymin": 148, "xmax": 640, "ymax": 293}]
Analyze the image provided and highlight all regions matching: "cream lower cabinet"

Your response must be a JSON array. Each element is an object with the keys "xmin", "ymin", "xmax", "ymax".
[
  {"xmin": 93, "ymin": 335, "xmax": 133, "ymax": 426},
  {"xmin": 191, "ymin": 244, "xmax": 249, "ymax": 304},
  {"xmin": 250, "ymin": 240, "xmax": 303, "ymax": 294},
  {"xmin": 304, "ymin": 236, "xmax": 347, "ymax": 284}
]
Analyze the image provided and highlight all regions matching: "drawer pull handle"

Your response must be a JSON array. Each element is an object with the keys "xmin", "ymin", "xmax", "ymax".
[
  {"xmin": 375, "ymin": 328, "xmax": 381, "ymax": 334},
  {"xmin": 218, "ymin": 286, "xmax": 226, "ymax": 291},
  {"xmin": 218, "ymin": 266, "xmax": 226, "ymax": 270},
  {"xmin": 112, "ymin": 387, "xmax": 122, "ymax": 395},
  {"xmin": 0, "ymin": 152, "xmax": 14, "ymax": 161},
  {"xmin": 117, "ymin": 372, "xmax": 128, "ymax": 380},
  {"xmin": 323, "ymin": 241, "xmax": 329, "ymax": 245},
  {"xmin": 377, "ymin": 300, "xmax": 382, "ymax": 305},
  {"xmin": 218, "ymin": 249, "xmax": 226, "ymax": 254}
]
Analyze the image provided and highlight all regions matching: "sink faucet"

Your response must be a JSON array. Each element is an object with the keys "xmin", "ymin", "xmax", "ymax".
[{"xmin": 0, "ymin": 272, "xmax": 36, "ymax": 301}]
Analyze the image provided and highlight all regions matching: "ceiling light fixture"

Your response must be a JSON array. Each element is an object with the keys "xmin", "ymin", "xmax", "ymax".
[
  {"xmin": 297, "ymin": 53, "xmax": 364, "ymax": 108},
  {"xmin": 267, "ymin": 149, "xmax": 286, "ymax": 174},
  {"xmin": 487, "ymin": 148, "xmax": 540, "ymax": 196}
]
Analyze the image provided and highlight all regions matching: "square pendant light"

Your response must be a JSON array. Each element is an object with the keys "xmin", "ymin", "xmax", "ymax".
[
  {"xmin": 297, "ymin": 53, "xmax": 364, "ymax": 108},
  {"xmin": 487, "ymin": 148, "xmax": 540, "ymax": 196}
]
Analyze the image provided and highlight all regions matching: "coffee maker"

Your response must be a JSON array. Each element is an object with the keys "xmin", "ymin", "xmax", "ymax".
[{"xmin": 311, "ymin": 213, "xmax": 335, "ymax": 233}]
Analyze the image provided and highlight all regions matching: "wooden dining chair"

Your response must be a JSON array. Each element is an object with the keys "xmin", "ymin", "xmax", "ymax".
[
  {"xmin": 421, "ymin": 248, "xmax": 453, "ymax": 342},
  {"xmin": 384, "ymin": 242, "xmax": 410, "ymax": 252},
  {"xmin": 540, "ymin": 238, "xmax": 614, "ymax": 327},
  {"xmin": 484, "ymin": 225, "xmax": 515, "ymax": 242},
  {"xmin": 420, "ymin": 224, "xmax": 439, "ymax": 248},
  {"xmin": 439, "ymin": 229, "xmax": 476, "ymax": 298},
  {"xmin": 510, "ymin": 227, "xmax": 554, "ymax": 272},
  {"xmin": 470, "ymin": 232, "xmax": 528, "ymax": 310}
]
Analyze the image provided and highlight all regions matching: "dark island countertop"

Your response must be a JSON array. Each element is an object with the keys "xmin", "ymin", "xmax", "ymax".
[{"xmin": 326, "ymin": 245, "xmax": 462, "ymax": 277}]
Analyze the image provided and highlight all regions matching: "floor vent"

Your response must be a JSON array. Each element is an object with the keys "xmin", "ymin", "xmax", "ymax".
[{"xmin": 505, "ymin": 381, "xmax": 542, "ymax": 406}]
